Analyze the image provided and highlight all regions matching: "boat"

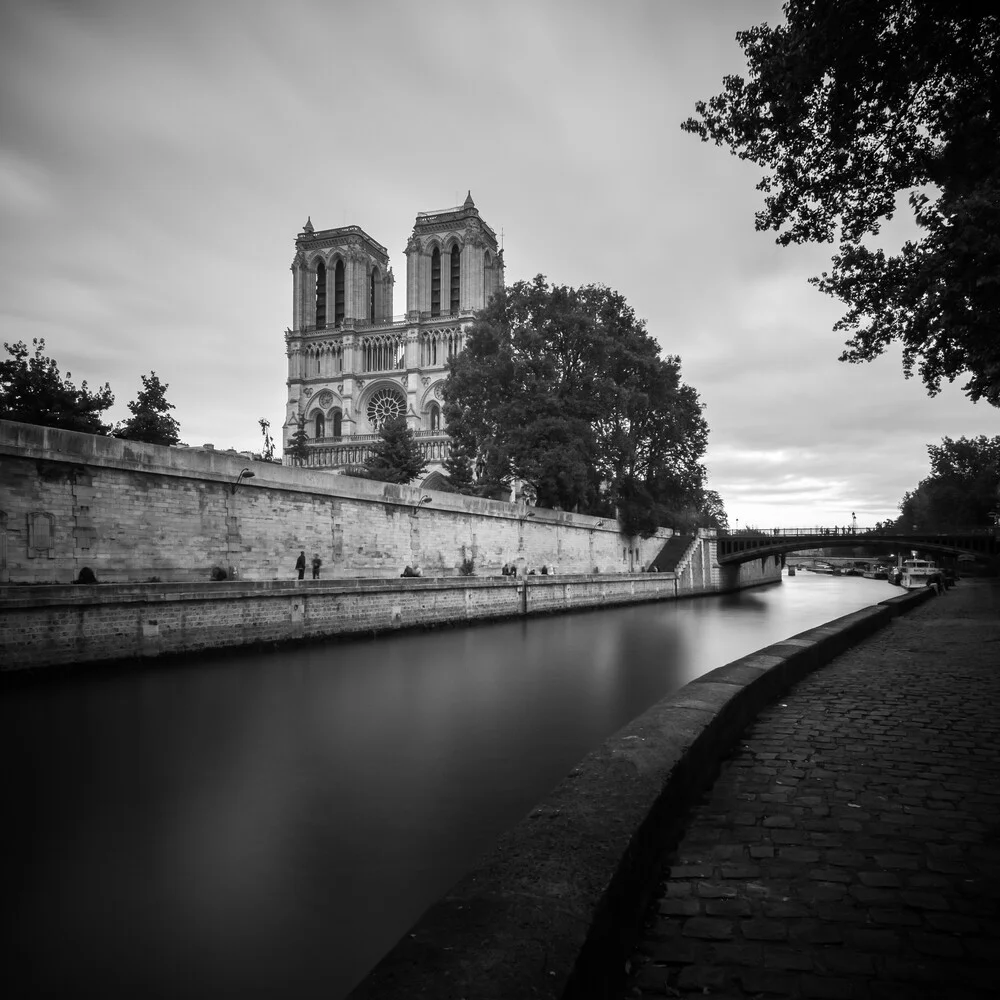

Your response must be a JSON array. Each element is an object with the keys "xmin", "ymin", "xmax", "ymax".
[
  {"xmin": 897, "ymin": 558, "xmax": 941, "ymax": 590},
  {"xmin": 862, "ymin": 565, "xmax": 889, "ymax": 580}
]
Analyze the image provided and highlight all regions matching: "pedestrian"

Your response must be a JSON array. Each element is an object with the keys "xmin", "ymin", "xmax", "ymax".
[
  {"xmin": 295, "ymin": 550, "xmax": 306, "ymax": 580},
  {"xmin": 311, "ymin": 553, "xmax": 322, "ymax": 579}
]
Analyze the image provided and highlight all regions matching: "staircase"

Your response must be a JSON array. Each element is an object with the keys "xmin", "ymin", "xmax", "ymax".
[{"xmin": 648, "ymin": 534, "xmax": 697, "ymax": 574}]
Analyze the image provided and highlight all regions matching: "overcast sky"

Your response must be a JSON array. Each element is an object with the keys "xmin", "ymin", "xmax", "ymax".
[{"xmin": 2, "ymin": 0, "xmax": 997, "ymax": 529}]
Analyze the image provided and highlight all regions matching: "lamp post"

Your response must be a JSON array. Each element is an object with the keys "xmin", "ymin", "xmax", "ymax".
[
  {"xmin": 851, "ymin": 511, "xmax": 857, "ymax": 534},
  {"xmin": 231, "ymin": 469, "xmax": 256, "ymax": 495}
]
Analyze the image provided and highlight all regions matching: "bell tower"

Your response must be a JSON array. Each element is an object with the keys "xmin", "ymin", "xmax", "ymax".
[{"xmin": 404, "ymin": 192, "xmax": 503, "ymax": 320}]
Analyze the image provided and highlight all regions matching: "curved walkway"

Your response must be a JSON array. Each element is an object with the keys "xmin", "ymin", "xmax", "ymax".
[{"xmin": 624, "ymin": 579, "xmax": 1000, "ymax": 1000}]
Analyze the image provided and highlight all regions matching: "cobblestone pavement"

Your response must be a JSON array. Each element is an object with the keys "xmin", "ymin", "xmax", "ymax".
[{"xmin": 623, "ymin": 579, "xmax": 1000, "ymax": 1000}]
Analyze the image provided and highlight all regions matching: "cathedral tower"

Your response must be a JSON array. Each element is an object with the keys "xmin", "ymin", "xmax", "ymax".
[{"xmin": 283, "ymin": 195, "xmax": 502, "ymax": 482}]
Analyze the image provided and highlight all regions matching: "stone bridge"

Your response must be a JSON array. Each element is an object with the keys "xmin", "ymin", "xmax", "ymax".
[{"xmin": 716, "ymin": 527, "xmax": 998, "ymax": 566}]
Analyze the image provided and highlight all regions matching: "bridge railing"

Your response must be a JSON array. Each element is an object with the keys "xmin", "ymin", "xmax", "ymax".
[{"xmin": 717, "ymin": 526, "xmax": 996, "ymax": 538}]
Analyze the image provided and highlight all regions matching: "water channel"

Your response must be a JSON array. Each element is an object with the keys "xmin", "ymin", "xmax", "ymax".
[{"xmin": 2, "ymin": 573, "xmax": 896, "ymax": 997}]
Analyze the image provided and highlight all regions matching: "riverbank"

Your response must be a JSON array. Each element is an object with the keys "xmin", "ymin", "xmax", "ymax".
[
  {"xmin": 346, "ymin": 584, "xmax": 946, "ymax": 999},
  {"xmin": 625, "ymin": 577, "xmax": 999, "ymax": 999},
  {"xmin": 0, "ymin": 557, "xmax": 782, "ymax": 672}
]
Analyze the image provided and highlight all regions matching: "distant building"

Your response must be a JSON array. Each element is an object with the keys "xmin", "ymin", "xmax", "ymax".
[{"xmin": 283, "ymin": 193, "xmax": 503, "ymax": 481}]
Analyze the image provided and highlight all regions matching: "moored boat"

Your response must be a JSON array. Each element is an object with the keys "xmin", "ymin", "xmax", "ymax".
[{"xmin": 898, "ymin": 558, "xmax": 941, "ymax": 590}]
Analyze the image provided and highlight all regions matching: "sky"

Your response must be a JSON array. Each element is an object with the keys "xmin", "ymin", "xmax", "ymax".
[{"xmin": 1, "ymin": 0, "xmax": 997, "ymax": 530}]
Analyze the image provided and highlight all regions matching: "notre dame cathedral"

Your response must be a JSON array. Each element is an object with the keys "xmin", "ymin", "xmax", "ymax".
[{"xmin": 283, "ymin": 193, "xmax": 503, "ymax": 483}]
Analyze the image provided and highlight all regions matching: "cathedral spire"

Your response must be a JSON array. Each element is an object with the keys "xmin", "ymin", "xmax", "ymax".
[
  {"xmin": 303, "ymin": 216, "xmax": 314, "ymax": 234},
  {"xmin": 463, "ymin": 190, "xmax": 475, "ymax": 209}
]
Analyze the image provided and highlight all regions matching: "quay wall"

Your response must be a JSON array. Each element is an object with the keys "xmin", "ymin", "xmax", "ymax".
[
  {"xmin": 1, "ymin": 420, "xmax": 669, "ymax": 585},
  {"xmin": 0, "ymin": 555, "xmax": 781, "ymax": 671}
]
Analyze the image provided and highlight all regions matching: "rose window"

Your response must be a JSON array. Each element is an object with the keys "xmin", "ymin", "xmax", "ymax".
[{"xmin": 367, "ymin": 388, "xmax": 405, "ymax": 429}]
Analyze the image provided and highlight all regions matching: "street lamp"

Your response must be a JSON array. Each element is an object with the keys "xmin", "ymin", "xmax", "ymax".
[{"xmin": 231, "ymin": 468, "xmax": 256, "ymax": 495}]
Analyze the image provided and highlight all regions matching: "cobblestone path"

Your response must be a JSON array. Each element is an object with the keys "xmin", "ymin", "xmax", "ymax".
[{"xmin": 624, "ymin": 579, "xmax": 1000, "ymax": 999}]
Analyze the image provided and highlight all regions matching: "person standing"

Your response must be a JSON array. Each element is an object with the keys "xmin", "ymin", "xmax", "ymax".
[
  {"xmin": 311, "ymin": 553, "xmax": 322, "ymax": 579},
  {"xmin": 295, "ymin": 551, "xmax": 306, "ymax": 580}
]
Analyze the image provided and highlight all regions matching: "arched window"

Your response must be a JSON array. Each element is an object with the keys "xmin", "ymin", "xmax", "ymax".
[
  {"xmin": 315, "ymin": 260, "xmax": 327, "ymax": 328},
  {"xmin": 334, "ymin": 259, "xmax": 345, "ymax": 325},
  {"xmin": 429, "ymin": 402, "xmax": 440, "ymax": 431},
  {"xmin": 431, "ymin": 247, "xmax": 441, "ymax": 317},
  {"xmin": 450, "ymin": 243, "xmax": 460, "ymax": 314},
  {"xmin": 370, "ymin": 268, "xmax": 377, "ymax": 321},
  {"xmin": 314, "ymin": 411, "xmax": 325, "ymax": 438},
  {"xmin": 332, "ymin": 408, "xmax": 342, "ymax": 437}
]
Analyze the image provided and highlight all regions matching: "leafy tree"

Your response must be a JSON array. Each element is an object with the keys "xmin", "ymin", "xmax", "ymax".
[
  {"xmin": 684, "ymin": 2, "xmax": 1000, "ymax": 405},
  {"xmin": 363, "ymin": 417, "xmax": 428, "ymax": 484},
  {"xmin": 898, "ymin": 435, "xmax": 1000, "ymax": 529},
  {"xmin": 288, "ymin": 416, "xmax": 310, "ymax": 466},
  {"xmin": 115, "ymin": 371, "xmax": 181, "ymax": 445},
  {"xmin": 0, "ymin": 338, "xmax": 114, "ymax": 433},
  {"xmin": 444, "ymin": 276, "xmax": 711, "ymax": 535}
]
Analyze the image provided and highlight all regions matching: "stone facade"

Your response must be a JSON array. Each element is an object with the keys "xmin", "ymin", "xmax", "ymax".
[{"xmin": 283, "ymin": 193, "xmax": 503, "ymax": 480}]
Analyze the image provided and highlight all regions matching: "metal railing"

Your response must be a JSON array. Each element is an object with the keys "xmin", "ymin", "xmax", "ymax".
[{"xmin": 718, "ymin": 526, "xmax": 996, "ymax": 538}]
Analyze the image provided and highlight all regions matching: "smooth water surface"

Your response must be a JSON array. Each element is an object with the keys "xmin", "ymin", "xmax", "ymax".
[{"xmin": 1, "ymin": 573, "xmax": 894, "ymax": 997}]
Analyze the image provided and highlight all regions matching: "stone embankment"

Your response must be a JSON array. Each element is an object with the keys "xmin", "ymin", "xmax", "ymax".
[
  {"xmin": 1, "ymin": 563, "xmax": 784, "ymax": 671},
  {"xmin": 347, "ymin": 583, "xmax": 994, "ymax": 999},
  {"xmin": 623, "ymin": 578, "xmax": 999, "ymax": 1000}
]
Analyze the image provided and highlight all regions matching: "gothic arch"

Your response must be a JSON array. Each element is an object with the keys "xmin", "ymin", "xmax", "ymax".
[
  {"xmin": 328, "ymin": 407, "xmax": 343, "ymax": 437},
  {"xmin": 311, "ymin": 408, "xmax": 326, "ymax": 439},
  {"xmin": 419, "ymin": 381, "xmax": 446, "ymax": 412}
]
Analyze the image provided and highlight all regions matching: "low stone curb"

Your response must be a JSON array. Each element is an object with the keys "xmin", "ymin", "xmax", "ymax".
[{"xmin": 347, "ymin": 586, "xmax": 935, "ymax": 1000}]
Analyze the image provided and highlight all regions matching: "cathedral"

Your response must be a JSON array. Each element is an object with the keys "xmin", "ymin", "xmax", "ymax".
[{"xmin": 283, "ymin": 193, "xmax": 503, "ymax": 482}]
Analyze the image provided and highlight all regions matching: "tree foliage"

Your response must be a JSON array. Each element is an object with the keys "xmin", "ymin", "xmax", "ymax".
[
  {"xmin": 288, "ymin": 416, "xmax": 310, "ymax": 466},
  {"xmin": 0, "ymin": 339, "xmax": 114, "ymax": 434},
  {"xmin": 684, "ymin": 1, "xmax": 1000, "ymax": 405},
  {"xmin": 897, "ymin": 435, "xmax": 1000, "ymax": 529},
  {"xmin": 115, "ymin": 371, "xmax": 181, "ymax": 445},
  {"xmin": 443, "ymin": 276, "xmax": 716, "ymax": 536},
  {"xmin": 363, "ymin": 417, "xmax": 428, "ymax": 484}
]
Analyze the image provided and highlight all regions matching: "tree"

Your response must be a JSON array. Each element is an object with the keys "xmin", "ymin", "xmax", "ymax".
[
  {"xmin": 288, "ymin": 416, "xmax": 310, "ymax": 466},
  {"xmin": 115, "ymin": 371, "xmax": 181, "ymax": 445},
  {"xmin": 444, "ymin": 277, "xmax": 712, "ymax": 535},
  {"xmin": 363, "ymin": 417, "xmax": 428, "ymax": 484},
  {"xmin": 897, "ymin": 435, "xmax": 1000, "ymax": 530},
  {"xmin": 0, "ymin": 338, "xmax": 114, "ymax": 433},
  {"xmin": 442, "ymin": 425, "xmax": 477, "ymax": 494},
  {"xmin": 684, "ymin": 2, "xmax": 1000, "ymax": 405}
]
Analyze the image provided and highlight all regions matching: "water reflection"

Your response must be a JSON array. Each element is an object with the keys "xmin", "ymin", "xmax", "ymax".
[{"xmin": 1, "ymin": 574, "xmax": 893, "ymax": 997}]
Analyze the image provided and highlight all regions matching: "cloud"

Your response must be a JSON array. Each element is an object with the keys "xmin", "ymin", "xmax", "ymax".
[{"xmin": 1, "ymin": 0, "xmax": 997, "ymax": 524}]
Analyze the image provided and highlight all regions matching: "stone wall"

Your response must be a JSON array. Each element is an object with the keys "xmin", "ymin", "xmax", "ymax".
[
  {"xmin": 0, "ymin": 560, "xmax": 783, "ymax": 672},
  {"xmin": 0, "ymin": 575, "xmax": 686, "ymax": 671},
  {"xmin": 0, "ymin": 420, "xmax": 667, "ymax": 585}
]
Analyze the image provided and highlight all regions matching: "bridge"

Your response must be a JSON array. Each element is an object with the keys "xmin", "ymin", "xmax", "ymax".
[{"xmin": 715, "ymin": 527, "xmax": 999, "ymax": 565}]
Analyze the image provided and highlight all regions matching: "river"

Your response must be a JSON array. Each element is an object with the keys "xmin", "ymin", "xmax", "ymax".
[{"xmin": 1, "ymin": 573, "xmax": 895, "ymax": 998}]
